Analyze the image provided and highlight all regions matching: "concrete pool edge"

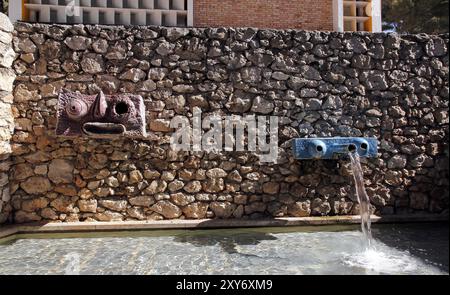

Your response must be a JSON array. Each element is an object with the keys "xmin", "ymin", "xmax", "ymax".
[{"xmin": 0, "ymin": 214, "xmax": 448, "ymax": 240}]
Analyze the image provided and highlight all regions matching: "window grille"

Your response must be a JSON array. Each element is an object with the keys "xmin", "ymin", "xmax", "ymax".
[
  {"xmin": 333, "ymin": 0, "xmax": 381, "ymax": 32},
  {"xmin": 15, "ymin": 0, "xmax": 193, "ymax": 26}
]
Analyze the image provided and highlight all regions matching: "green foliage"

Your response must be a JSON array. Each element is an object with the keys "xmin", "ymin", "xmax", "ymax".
[{"xmin": 383, "ymin": 0, "xmax": 449, "ymax": 34}]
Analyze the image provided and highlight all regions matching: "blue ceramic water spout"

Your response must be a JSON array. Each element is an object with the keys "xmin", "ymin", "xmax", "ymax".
[{"xmin": 292, "ymin": 137, "xmax": 378, "ymax": 160}]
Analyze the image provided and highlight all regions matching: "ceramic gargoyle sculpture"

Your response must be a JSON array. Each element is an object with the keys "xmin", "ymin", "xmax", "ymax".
[{"xmin": 56, "ymin": 89, "xmax": 147, "ymax": 138}]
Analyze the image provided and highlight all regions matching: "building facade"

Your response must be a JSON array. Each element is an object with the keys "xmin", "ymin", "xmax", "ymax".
[{"xmin": 9, "ymin": 0, "xmax": 382, "ymax": 32}]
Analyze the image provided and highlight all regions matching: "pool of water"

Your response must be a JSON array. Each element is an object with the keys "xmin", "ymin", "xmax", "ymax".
[{"xmin": 0, "ymin": 223, "xmax": 448, "ymax": 275}]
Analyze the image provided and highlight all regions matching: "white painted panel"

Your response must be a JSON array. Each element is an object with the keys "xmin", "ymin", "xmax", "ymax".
[
  {"xmin": 172, "ymin": 0, "xmax": 185, "ymax": 10},
  {"xmin": 141, "ymin": 0, "xmax": 154, "ymax": 9},
  {"xmin": 112, "ymin": 0, "xmax": 123, "ymax": 8},
  {"xmin": 164, "ymin": 11, "xmax": 177, "ymax": 26},
  {"xmin": 371, "ymin": 0, "xmax": 382, "ymax": 32},
  {"xmin": 333, "ymin": 0, "xmax": 344, "ymax": 32},
  {"xmin": 148, "ymin": 11, "xmax": 161, "ymax": 25},
  {"xmin": 80, "ymin": 0, "xmax": 92, "ymax": 7},
  {"xmin": 74, "ymin": 0, "xmax": 83, "ymax": 18},
  {"xmin": 155, "ymin": 0, "xmax": 169, "ymax": 10},
  {"xmin": 57, "ymin": 7, "xmax": 67, "ymax": 23},
  {"xmin": 136, "ymin": 11, "xmax": 147, "ymax": 25},
  {"xmin": 106, "ymin": 10, "xmax": 115, "ymax": 24},
  {"xmin": 127, "ymin": 0, "xmax": 140, "ymax": 9},
  {"xmin": 91, "ymin": 9, "xmax": 99, "ymax": 23},
  {"xmin": 95, "ymin": 0, "xmax": 108, "ymax": 8},
  {"xmin": 122, "ymin": 11, "xmax": 131, "ymax": 25},
  {"xmin": 187, "ymin": 0, "xmax": 193, "ymax": 26},
  {"xmin": 8, "ymin": 0, "xmax": 23, "ymax": 23},
  {"xmin": 40, "ymin": 6, "xmax": 51, "ymax": 22}
]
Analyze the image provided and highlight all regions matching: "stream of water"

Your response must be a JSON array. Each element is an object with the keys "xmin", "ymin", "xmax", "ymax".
[{"xmin": 349, "ymin": 152, "xmax": 373, "ymax": 248}]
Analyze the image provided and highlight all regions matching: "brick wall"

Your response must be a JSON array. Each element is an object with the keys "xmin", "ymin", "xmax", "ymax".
[{"xmin": 194, "ymin": 0, "xmax": 334, "ymax": 30}]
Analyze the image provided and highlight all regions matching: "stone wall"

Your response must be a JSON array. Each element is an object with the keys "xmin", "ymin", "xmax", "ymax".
[
  {"xmin": 0, "ymin": 13, "xmax": 15, "ymax": 224},
  {"xmin": 8, "ymin": 22, "xmax": 449, "ymax": 224}
]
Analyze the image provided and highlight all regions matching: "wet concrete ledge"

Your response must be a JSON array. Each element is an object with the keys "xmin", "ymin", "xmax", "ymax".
[{"xmin": 0, "ymin": 214, "xmax": 448, "ymax": 240}]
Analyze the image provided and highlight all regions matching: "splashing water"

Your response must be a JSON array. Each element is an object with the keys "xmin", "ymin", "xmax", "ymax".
[{"xmin": 348, "ymin": 152, "xmax": 372, "ymax": 248}]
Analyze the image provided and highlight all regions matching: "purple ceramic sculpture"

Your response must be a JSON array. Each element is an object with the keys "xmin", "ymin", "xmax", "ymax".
[{"xmin": 56, "ymin": 89, "xmax": 147, "ymax": 138}]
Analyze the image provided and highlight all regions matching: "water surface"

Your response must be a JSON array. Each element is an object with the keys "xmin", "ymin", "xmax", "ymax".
[{"xmin": 0, "ymin": 223, "xmax": 447, "ymax": 275}]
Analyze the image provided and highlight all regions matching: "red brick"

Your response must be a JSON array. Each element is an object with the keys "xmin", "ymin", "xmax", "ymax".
[{"xmin": 194, "ymin": 0, "xmax": 333, "ymax": 30}]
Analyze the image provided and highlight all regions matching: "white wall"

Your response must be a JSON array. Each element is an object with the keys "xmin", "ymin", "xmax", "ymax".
[
  {"xmin": 8, "ymin": 0, "xmax": 23, "ymax": 23},
  {"xmin": 371, "ymin": 0, "xmax": 382, "ymax": 32},
  {"xmin": 333, "ymin": 0, "xmax": 343, "ymax": 32}
]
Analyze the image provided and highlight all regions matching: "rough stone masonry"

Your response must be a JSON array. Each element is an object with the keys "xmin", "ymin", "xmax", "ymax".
[
  {"xmin": 2, "ymin": 18, "xmax": 449, "ymax": 224},
  {"xmin": 0, "ymin": 13, "xmax": 15, "ymax": 224}
]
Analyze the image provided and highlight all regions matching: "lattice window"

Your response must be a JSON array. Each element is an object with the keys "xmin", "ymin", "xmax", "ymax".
[
  {"xmin": 343, "ymin": 0, "xmax": 371, "ymax": 31},
  {"xmin": 333, "ymin": 0, "xmax": 381, "ymax": 32},
  {"xmin": 21, "ymin": 0, "xmax": 193, "ymax": 26}
]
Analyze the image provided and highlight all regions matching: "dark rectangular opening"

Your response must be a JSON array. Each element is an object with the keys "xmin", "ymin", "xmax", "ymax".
[
  {"xmin": 177, "ymin": 14, "xmax": 187, "ymax": 27},
  {"xmin": 155, "ymin": 0, "xmax": 164, "ymax": 9},
  {"xmin": 58, "ymin": 0, "xmax": 66, "ymax": 5},
  {"xmin": 83, "ymin": 11, "xmax": 91, "ymax": 23},
  {"xmin": 131, "ymin": 13, "xmax": 138, "ymax": 25},
  {"xmin": 99, "ymin": 11, "xmax": 107, "ymax": 24},
  {"xmin": 107, "ymin": 0, "xmax": 113, "ymax": 7},
  {"xmin": 146, "ymin": 13, "xmax": 153, "ymax": 25},
  {"xmin": 357, "ymin": 21, "xmax": 364, "ymax": 32},
  {"xmin": 67, "ymin": 15, "xmax": 75, "ymax": 24},
  {"xmin": 50, "ymin": 9, "xmax": 58, "ymax": 23},
  {"xmin": 115, "ymin": 12, "xmax": 122, "ymax": 24},
  {"xmin": 123, "ymin": 0, "xmax": 131, "ymax": 8},
  {"xmin": 357, "ymin": 6, "xmax": 365, "ymax": 17}
]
